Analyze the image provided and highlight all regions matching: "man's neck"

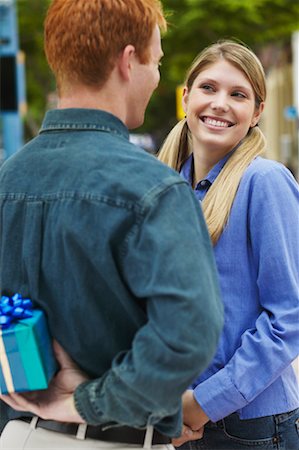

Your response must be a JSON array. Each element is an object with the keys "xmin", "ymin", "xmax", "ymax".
[{"xmin": 57, "ymin": 82, "xmax": 126, "ymax": 125}]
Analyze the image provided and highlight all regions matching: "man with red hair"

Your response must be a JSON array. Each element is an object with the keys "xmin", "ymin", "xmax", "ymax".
[{"xmin": 0, "ymin": 0, "xmax": 223, "ymax": 448}]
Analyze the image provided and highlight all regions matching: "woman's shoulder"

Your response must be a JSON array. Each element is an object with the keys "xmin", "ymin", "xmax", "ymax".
[
  {"xmin": 247, "ymin": 156, "xmax": 286, "ymax": 174},
  {"xmin": 243, "ymin": 156, "xmax": 296, "ymax": 184},
  {"xmin": 240, "ymin": 156, "xmax": 299, "ymax": 205}
]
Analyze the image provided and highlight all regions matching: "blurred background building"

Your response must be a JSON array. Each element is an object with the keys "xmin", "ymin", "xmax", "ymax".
[
  {"xmin": 0, "ymin": 0, "xmax": 26, "ymax": 162},
  {"xmin": 259, "ymin": 33, "xmax": 298, "ymax": 178}
]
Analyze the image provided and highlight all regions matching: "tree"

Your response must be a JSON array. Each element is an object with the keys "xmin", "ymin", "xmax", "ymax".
[
  {"xmin": 141, "ymin": 0, "xmax": 299, "ymax": 146},
  {"xmin": 17, "ymin": 0, "xmax": 52, "ymax": 137},
  {"xmin": 17, "ymin": 0, "xmax": 299, "ymax": 144}
]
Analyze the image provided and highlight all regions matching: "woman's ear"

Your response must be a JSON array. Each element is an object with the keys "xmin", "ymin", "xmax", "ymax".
[
  {"xmin": 251, "ymin": 101, "xmax": 265, "ymax": 127},
  {"xmin": 182, "ymin": 86, "xmax": 189, "ymax": 114}
]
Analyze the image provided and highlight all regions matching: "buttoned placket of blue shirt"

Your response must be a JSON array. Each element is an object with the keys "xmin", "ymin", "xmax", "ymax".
[{"xmin": 180, "ymin": 150, "xmax": 234, "ymax": 201}]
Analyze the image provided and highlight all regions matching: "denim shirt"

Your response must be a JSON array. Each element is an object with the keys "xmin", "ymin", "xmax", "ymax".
[
  {"xmin": 181, "ymin": 153, "xmax": 299, "ymax": 422},
  {"xmin": 0, "ymin": 109, "xmax": 223, "ymax": 436}
]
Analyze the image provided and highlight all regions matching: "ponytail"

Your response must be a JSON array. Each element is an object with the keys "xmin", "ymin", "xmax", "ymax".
[
  {"xmin": 202, "ymin": 126, "xmax": 266, "ymax": 244},
  {"xmin": 158, "ymin": 125, "xmax": 266, "ymax": 245},
  {"xmin": 157, "ymin": 119, "xmax": 192, "ymax": 170}
]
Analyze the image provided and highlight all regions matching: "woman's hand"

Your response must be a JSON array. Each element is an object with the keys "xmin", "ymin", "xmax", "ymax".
[
  {"xmin": 172, "ymin": 424, "xmax": 204, "ymax": 447},
  {"xmin": 182, "ymin": 390, "xmax": 210, "ymax": 431},
  {"xmin": 0, "ymin": 340, "xmax": 89, "ymax": 423}
]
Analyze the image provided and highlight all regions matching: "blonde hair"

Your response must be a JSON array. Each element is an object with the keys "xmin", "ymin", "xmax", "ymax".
[{"xmin": 158, "ymin": 41, "xmax": 267, "ymax": 245}]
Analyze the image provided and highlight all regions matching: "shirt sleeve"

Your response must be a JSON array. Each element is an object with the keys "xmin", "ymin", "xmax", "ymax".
[
  {"xmin": 193, "ymin": 163, "xmax": 299, "ymax": 422},
  {"xmin": 74, "ymin": 178, "xmax": 224, "ymax": 436}
]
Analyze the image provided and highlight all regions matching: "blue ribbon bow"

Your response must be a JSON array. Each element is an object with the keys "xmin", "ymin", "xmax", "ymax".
[{"xmin": 0, "ymin": 293, "xmax": 33, "ymax": 328}]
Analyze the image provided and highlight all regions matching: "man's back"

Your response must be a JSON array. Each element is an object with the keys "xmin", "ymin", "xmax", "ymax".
[
  {"xmin": 0, "ymin": 0, "xmax": 224, "ymax": 447},
  {"xmin": 0, "ymin": 108, "xmax": 223, "ymax": 434}
]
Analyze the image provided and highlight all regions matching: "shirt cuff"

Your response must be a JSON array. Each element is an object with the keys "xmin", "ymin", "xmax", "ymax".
[
  {"xmin": 193, "ymin": 368, "xmax": 248, "ymax": 422},
  {"xmin": 74, "ymin": 380, "xmax": 106, "ymax": 425}
]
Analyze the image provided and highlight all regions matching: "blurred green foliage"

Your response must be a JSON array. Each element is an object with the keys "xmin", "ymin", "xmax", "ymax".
[
  {"xmin": 17, "ymin": 0, "xmax": 299, "ymax": 143},
  {"xmin": 18, "ymin": 0, "xmax": 51, "ymax": 136}
]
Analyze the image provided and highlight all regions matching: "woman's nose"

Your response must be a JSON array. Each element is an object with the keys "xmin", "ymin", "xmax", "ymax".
[{"xmin": 211, "ymin": 94, "xmax": 229, "ymax": 112}]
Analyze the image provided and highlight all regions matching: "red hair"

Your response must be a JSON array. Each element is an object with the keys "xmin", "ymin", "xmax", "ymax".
[{"xmin": 44, "ymin": 0, "xmax": 166, "ymax": 93}]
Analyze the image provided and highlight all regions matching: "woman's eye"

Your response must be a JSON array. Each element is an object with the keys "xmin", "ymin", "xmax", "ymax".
[
  {"xmin": 232, "ymin": 92, "xmax": 246, "ymax": 98},
  {"xmin": 201, "ymin": 84, "xmax": 214, "ymax": 91}
]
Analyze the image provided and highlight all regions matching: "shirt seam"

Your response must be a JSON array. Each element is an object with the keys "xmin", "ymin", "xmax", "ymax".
[
  {"xmin": 119, "ymin": 178, "xmax": 190, "ymax": 262},
  {"xmin": 0, "ymin": 191, "xmax": 141, "ymax": 211},
  {"xmin": 39, "ymin": 124, "xmax": 127, "ymax": 138}
]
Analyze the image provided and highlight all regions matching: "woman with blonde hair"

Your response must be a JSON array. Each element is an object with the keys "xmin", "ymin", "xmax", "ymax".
[{"xmin": 158, "ymin": 40, "xmax": 299, "ymax": 449}]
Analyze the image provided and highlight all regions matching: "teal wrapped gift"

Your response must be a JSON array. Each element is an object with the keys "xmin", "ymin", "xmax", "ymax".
[{"xmin": 0, "ymin": 294, "xmax": 57, "ymax": 394}]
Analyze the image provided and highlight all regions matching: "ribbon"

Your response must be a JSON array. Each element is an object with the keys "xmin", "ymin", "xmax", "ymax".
[
  {"xmin": 0, "ymin": 328, "xmax": 14, "ymax": 393},
  {"xmin": 0, "ymin": 293, "xmax": 33, "ymax": 393},
  {"xmin": 0, "ymin": 293, "xmax": 33, "ymax": 329}
]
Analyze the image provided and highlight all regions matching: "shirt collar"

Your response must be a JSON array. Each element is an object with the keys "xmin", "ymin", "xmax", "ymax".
[
  {"xmin": 40, "ymin": 108, "xmax": 130, "ymax": 140},
  {"xmin": 180, "ymin": 154, "xmax": 194, "ymax": 186},
  {"xmin": 205, "ymin": 150, "xmax": 234, "ymax": 184},
  {"xmin": 180, "ymin": 147, "xmax": 236, "ymax": 190}
]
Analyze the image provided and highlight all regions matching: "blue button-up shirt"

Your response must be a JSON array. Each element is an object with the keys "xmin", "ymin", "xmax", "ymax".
[
  {"xmin": 0, "ymin": 109, "xmax": 223, "ymax": 436},
  {"xmin": 181, "ymin": 153, "xmax": 299, "ymax": 421}
]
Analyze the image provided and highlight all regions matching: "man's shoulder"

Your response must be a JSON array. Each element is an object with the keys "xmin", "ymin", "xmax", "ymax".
[
  {"xmin": 0, "ymin": 133, "xmax": 189, "ymax": 208},
  {"xmin": 108, "ymin": 140, "xmax": 189, "ymax": 204},
  {"xmin": 0, "ymin": 142, "xmax": 31, "ymax": 180},
  {"xmin": 82, "ymin": 132, "xmax": 186, "ymax": 191}
]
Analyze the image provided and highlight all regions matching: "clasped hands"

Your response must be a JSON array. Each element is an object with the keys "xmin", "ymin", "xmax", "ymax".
[
  {"xmin": 0, "ymin": 341, "xmax": 209, "ymax": 446},
  {"xmin": 172, "ymin": 390, "xmax": 209, "ymax": 447}
]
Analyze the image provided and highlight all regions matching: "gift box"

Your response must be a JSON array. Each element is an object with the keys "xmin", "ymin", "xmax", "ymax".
[{"xmin": 0, "ymin": 294, "xmax": 57, "ymax": 394}]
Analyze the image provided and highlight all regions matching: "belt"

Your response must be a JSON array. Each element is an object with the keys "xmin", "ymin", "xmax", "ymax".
[{"xmin": 19, "ymin": 417, "xmax": 171, "ymax": 444}]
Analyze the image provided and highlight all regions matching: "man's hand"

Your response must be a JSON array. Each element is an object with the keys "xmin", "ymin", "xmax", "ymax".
[
  {"xmin": 0, "ymin": 340, "xmax": 89, "ymax": 423},
  {"xmin": 172, "ymin": 424, "xmax": 204, "ymax": 447}
]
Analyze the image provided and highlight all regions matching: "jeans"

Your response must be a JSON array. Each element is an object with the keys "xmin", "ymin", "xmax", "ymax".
[{"xmin": 178, "ymin": 409, "xmax": 299, "ymax": 449}]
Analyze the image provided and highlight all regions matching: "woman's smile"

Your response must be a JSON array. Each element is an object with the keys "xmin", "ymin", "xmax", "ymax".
[{"xmin": 200, "ymin": 115, "xmax": 235, "ymax": 129}]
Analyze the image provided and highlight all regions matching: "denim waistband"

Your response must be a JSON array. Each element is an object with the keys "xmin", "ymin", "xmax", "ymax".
[{"xmin": 206, "ymin": 408, "xmax": 299, "ymax": 430}]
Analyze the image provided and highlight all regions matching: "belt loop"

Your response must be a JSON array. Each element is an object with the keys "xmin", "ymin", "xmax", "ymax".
[
  {"xmin": 76, "ymin": 423, "xmax": 88, "ymax": 440},
  {"xmin": 143, "ymin": 425, "xmax": 154, "ymax": 449},
  {"xmin": 30, "ymin": 416, "xmax": 39, "ymax": 430}
]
